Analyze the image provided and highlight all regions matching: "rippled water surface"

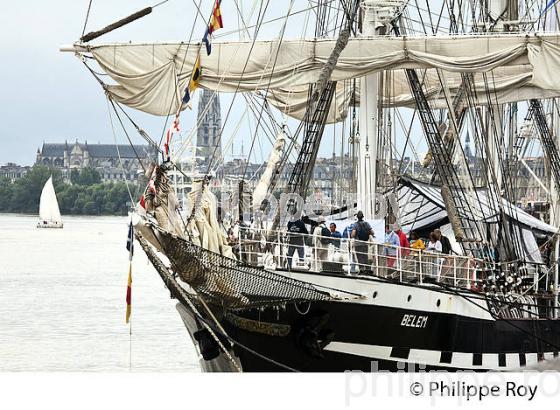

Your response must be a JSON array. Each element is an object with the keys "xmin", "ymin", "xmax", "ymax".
[{"xmin": 0, "ymin": 214, "xmax": 199, "ymax": 371}]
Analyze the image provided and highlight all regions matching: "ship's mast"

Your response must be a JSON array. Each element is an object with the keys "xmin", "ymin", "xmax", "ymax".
[
  {"xmin": 552, "ymin": 5, "xmax": 560, "ymax": 229},
  {"xmin": 357, "ymin": 0, "xmax": 401, "ymax": 218},
  {"xmin": 486, "ymin": 1, "xmax": 519, "ymax": 192},
  {"xmin": 554, "ymin": 96, "xmax": 560, "ymax": 316},
  {"xmin": 545, "ymin": 5, "xmax": 560, "ymax": 315}
]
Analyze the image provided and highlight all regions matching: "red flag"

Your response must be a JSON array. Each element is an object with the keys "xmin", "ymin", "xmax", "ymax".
[
  {"xmin": 208, "ymin": 1, "xmax": 223, "ymax": 35},
  {"xmin": 125, "ymin": 263, "xmax": 132, "ymax": 324}
]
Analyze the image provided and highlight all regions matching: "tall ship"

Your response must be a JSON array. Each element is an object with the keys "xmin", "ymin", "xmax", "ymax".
[{"xmin": 64, "ymin": 0, "xmax": 560, "ymax": 371}]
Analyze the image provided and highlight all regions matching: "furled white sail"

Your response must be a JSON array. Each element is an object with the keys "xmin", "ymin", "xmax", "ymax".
[
  {"xmin": 252, "ymin": 129, "xmax": 286, "ymax": 210},
  {"xmin": 68, "ymin": 33, "xmax": 560, "ymax": 121},
  {"xmin": 39, "ymin": 176, "xmax": 62, "ymax": 224}
]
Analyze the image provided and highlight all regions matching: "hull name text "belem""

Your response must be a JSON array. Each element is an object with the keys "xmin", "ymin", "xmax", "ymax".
[{"xmin": 400, "ymin": 314, "xmax": 428, "ymax": 328}]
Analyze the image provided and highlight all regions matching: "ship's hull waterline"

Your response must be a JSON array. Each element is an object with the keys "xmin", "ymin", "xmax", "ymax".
[{"xmin": 172, "ymin": 270, "xmax": 560, "ymax": 372}]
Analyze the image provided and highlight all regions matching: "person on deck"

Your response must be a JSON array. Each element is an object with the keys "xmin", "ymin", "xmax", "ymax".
[
  {"xmin": 329, "ymin": 223, "xmax": 342, "ymax": 249},
  {"xmin": 313, "ymin": 216, "xmax": 331, "ymax": 270},
  {"xmin": 342, "ymin": 223, "xmax": 354, "ymax": 241},
  {"xmin": 351, "ymin": 211, "xmax": 375, "ymax": 271},
  {"xmin": 287, "ymin": 216, "xmax": 308, "ymax": 269},
  {"xmin": 426, "ymin": 232, "xmax": 443, "ymax": 279},
  {"xmin": 394, "ymin": 223, "xmax": 410, "ymax": 256},
  {"xmin": 426, "ymin": 232, "xmax": 443, "ymax": 253},
  {"xmin": 409, "ymin": 231, "xmax": 425, "ymax": 251},
  {"xmin": 434, "ymin": 229, "xmax": 452, "ymax": 255},
  {"xmin": 384, "ymin": 224, "xmax": 401, "ymax": 268}
]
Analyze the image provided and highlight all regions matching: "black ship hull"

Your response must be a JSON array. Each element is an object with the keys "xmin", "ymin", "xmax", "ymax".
[{"xmin": 174, "ymin": 272, "xmax": 560, "ymax": 372}]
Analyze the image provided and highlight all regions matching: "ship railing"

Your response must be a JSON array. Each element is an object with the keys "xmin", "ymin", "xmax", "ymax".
[{"xmin": 235, "ymin": 227, "xmax": 496, "ymax": 289}]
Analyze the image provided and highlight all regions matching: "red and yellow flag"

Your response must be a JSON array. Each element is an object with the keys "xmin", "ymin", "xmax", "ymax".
[
  {"xmin": 125, "ymin": 262, "xmax": 132, "ymax": 323},
  {"xmin": 208, "ymin": 0, "xmax": 223, "ymax": 35},
  {"xmin": 125, "ymin": 221, "xmax": 134, "ymax": 324}
]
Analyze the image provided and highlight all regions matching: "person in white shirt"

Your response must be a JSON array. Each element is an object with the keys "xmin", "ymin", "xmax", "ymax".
[
  {"xmin": 426, "ymin": 232, "xmax": 442, "ymax": 253},
  {"xmin": 426, "ymin": 232, "xmax": 442, "ymax": 279}
]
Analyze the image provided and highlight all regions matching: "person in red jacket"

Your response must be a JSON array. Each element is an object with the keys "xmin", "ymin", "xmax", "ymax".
[{"xmin": 393, "ymin": 223, "xmax": 410, "ymax": 256}]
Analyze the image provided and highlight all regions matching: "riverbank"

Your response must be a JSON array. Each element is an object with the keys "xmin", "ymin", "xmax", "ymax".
[{"xmin": 0, "ymin": 165, "xmax": 140, "ymax": 216}]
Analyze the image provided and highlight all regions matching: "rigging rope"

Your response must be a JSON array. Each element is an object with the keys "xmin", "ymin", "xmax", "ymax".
[
  {"xmin": 81, "ymin": 0, "xmax": 93, "ymax": 38},
  {"xmin": 241, "ymin": 0, "xmax": 296, "ymax": 180},
  {"xmin": 199, "ymin": 0, "xmax": 271, "ymax": 177},
  {"xmin": 106, "ymin": 96, "xmax": 135, "ymax": 205},
  {"xmin": 157, "ymin": 0, "xmax": 205, "ymax": 151}
]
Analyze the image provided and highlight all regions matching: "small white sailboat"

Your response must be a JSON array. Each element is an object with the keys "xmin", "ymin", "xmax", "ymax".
[{"xmin": 37, "ymin": 176, "xmax": 63, "ymax": 229}]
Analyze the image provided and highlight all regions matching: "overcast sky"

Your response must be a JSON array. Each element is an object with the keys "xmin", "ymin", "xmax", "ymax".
[{"xmin": 0, "ymin": 0, "xmax": 336, "ymax": 166}]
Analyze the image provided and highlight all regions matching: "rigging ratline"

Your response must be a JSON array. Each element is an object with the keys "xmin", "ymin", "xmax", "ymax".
[
  {"xmin": 393, "ymin": 20, "xmax": 486, "ymax": 256},
  {"xmin": 285, "ymin": 0, "xmax": 360, "ymax": 198},
  {"xmin": 529, "ymin": 99, "xmax": 560, "ymax": 194}
]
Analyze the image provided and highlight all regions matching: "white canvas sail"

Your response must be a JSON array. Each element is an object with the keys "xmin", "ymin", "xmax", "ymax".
[
  {"xmin": 39, "ymin": 176, "xmax": 62, "ymax": 224},
  {"xmin": 65, "ymin": 33, "xmax": 560, "ymax": 121}
]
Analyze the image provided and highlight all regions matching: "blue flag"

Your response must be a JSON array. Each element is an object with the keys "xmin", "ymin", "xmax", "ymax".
[
  {"xmin": 182, "ymin": 88, "xmax": 191, "ymax": 104},
  {"xmin": 202, "ymin": 29, "xmax": 212, "ymax": 55}
]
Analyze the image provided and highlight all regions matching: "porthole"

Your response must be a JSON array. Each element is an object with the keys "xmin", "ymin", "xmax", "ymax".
[
  {"xmin": 407, "ymin": 295, "xmax": 412, "ymax": 302},
  {"xmin": 373, "ymin": 291, "xmax": 378, "ymax": 299},
  {"xmin": 436, "ymin": 299, "xmax": 441, "ymax": 307}
]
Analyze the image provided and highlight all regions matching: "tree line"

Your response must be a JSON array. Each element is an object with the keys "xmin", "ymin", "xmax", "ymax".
[{"xmin": 0, "ymin": 165, "xmax": 141, "ymax": 216}]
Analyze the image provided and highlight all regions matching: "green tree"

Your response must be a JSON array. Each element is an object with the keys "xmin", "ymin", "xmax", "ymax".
[
  {"xmin": 0, "ymin": 166, "xmax": 137, "ymax": 216},
  {"xmin": 83, "ymin": 201, "xmax": 99, "ymax": 215},
  {"xmin": 0, "ymin": 177, "xmax": 13, "ymax": 211},
  {"xmin": 57, "ymin": 184, "xmax": 80, "ymax": 214},
  {"xmin": 70, "ymin": 169, "xmax": 80, "ymax": 185},
  {"xmin": 6, "ymin": 165, "xmax": 62, "ymax": 213},
  {"xmin": 72, "ymin": 168, "xmax": 101, "ymax": 186}
]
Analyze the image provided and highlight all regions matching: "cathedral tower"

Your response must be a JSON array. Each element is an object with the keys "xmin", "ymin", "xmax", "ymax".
[{"xmin": 196, "ymin": 89, "xmax": 222, "ymax": 165}]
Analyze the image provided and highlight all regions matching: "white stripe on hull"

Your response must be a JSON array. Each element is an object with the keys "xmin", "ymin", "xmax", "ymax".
[
  {"xmin": 278, "ymin": 271, "xmax": 494, "ymax": 321},
  {"xmin": 324, "ymin": 341, "xmax": 553, "ymax": 370}
]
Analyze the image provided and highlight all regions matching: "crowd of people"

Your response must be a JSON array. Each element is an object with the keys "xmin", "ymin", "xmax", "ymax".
[
  {"xmin": 284, "ymin": 210, "xmax": 454, "ymax": 272},
  {"xmin": 227, "ymin": 210, "xmax": 455, "ymax": 275}
]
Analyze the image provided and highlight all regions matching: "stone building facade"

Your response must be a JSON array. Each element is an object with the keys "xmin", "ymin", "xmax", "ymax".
[
  {"xmin": 36, "ymin": 140, "xmax": 156, "ymax": 182},
  {"xmin": 0, "ymin": 163, "xmax": 30, "ymax": 182}
]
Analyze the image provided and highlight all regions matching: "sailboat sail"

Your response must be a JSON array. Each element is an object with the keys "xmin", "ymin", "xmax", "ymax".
[{"xmin": 39, "ymin": 176, "xmax": 62, "ymax": 224}]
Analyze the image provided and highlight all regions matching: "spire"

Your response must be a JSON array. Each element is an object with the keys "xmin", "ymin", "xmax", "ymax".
[
  {"xmin": 464, "ymin": 130, "xmax": 473, "ymax": 159},
  {"xmin": 195, "ymin": 89, "xmax": 222, "ymax": 166}
]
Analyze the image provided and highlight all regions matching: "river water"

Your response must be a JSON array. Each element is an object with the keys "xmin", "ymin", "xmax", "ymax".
[{"xmin": 0, "ymin": 214, "xmax": 199, "ymax": 371}]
